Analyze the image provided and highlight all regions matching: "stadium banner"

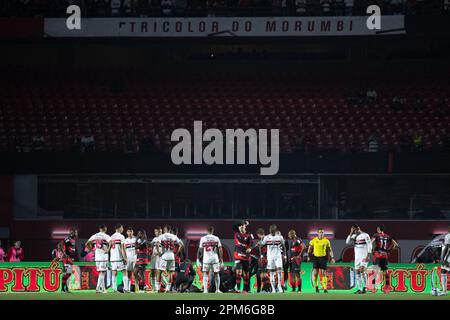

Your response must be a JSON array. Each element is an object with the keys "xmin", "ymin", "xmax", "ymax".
[
  {"xmin": 0, "ymin": 261, "xmax": 62, "ymax": 292},
  {"xmin": 44, "ymin": 16, "xmax": 405, "ymax": 38},
  {"xmin": 0, "ymin": 262, "xmax": 445, "ymax": 293}
]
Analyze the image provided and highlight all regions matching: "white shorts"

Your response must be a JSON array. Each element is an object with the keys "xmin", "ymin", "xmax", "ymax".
[
  {"xmin": 267, "ymin": 256, "xmax": 283, "ymax": 270},
  {"xmin": 96, "ymin": 261, "xmax": 108, "ymax": 272},
  {"xmin": 355, "ymin": 258, "xmax": 369, "ymax": 270},
  {"xmin": 150, "ymin": 256, "xmax": 160, "ymax": 270},
  {"xmin": 64, "ymin": 264, "xmax": 73, "ymax": 274},
  {"xmin": 111, "ymin": 261, "xmax": 125, "ymax": 271},
  {"xmin": 158, "ymin": 259, "xmax": 175, "ymax": 272},
  {"xmin": 126, "ymin": 259, "xmax": 136, "ymax": 272},
  {"xmin": 202, "ymin": 263, "xmax": 220, "ymax": 273}
]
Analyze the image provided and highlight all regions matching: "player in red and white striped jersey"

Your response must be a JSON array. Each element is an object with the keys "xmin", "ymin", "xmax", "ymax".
[
  {"xmin": 156, "ymin": 225, "xmax": 184, "ymax": 293},
  {"xmin": 198, "ymin": 226, "xmax": 223, "ymax": 293},
  {"xmin": 86, "ymin": 224, "xmax": 111, "ymax": 293},
  {"xmin": 109, "ymin": 224, "xmax": 127, "ymax": 293}
]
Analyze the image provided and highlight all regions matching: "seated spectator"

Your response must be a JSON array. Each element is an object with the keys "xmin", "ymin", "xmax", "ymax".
[
  {"xmin": 136, "ymin": 0, "xmax": 150, "ymax": 16},
  {"xmin": 295, "ymin": 0, "xmax": 307, "ymax": 15},
  {"xmin": 412, "ymin": 132, "xmax": 423, "ymax": 152},
  {"xmin": 124, "ymin": 133, "xmax": 137, "ymax": 153},
  {"xmin": 140, "ymin": 135, "xmax": 155, "ymax": 153},
  {"xmin": 366, "ymin": 88, "xmax": 378, "ymax": 103},
  {"xmin": 320, "ymin": 0, "xmax": 331, "ymax": 15},
  {"xmin": 161, "ymin": 0, "xmax": 174, "ymax": 15},
  {"xmin": 435, "ymin": 99, "xmax": 449, "ymax": 117},
  {"xmin": 368, "ymin": 135, "xmax": 379, "ymax": 153},
  {"xmin": 206, "ymin": 0, "xmax": 218, "ymax": 16},
  {"xmin": 31, "ymin": 133, "xmax": 45, "ymax": 152},
  {"xmin": 445, "ymin": 0, "xmax": 450, "ymax": 13},
  {"xmin": 333, "ymin": 0, "xmax": 345, "ymax": 15},
  {"xmin": 70, "ymin": 135, "xmax": 81, "ymax": 152},
  {"xmin": 15, "ymin": 135, "xmax": 32, "ymax": 152},
  {"xmin": 91, "ymin": 0, "xmax": 110, "ymax": 17},
  {"xmin": 392, "ymin": 95, "xmax": 406, "ymax": 111},
  {"xmin": 110, "ymin": 0, "xmax": 122, "ymax": 16},
  {"xmin": 344, "ymin": 0, "xmax": 353, "ymax": 15},
  {"xmin": 80, "ymin": 133, "xmax": 95, "ymax": 152},
  {"xmin": 122, "ymin": 0, "xmax": 136, "ymax": 16},
  {"xmin": 281, "ymin": 0, "xmax": 289, "ymax": 16},
  {"xmin": 174, "ymin": 0, "xmax": 188, "ymax": 15},
  {"xmin": 400, "ymin": 132, "xmax": 412, "ymax": 152},
  {"xmin": 293, "ymin": 134, "xmax": 305, "ymax": 153}
]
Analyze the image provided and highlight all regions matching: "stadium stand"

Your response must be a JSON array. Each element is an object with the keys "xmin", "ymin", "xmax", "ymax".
[{"xmin": 1, "ymin": 65, "xmax": 449, "ymax": 154}]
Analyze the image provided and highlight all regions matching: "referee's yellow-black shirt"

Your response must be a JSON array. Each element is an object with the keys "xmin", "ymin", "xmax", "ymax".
[{"xmin": 309, "ymin": 237, "xmax": 331, "ymax": 257}]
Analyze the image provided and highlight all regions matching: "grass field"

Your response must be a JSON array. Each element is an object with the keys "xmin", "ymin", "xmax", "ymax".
[{"xmin": 1, "ymin": 292, "xmax": 449, "ymax": 300}]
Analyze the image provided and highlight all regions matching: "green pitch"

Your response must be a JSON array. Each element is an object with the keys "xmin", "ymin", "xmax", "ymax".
[{"xmin": 1, "ymin": 292, "xmax": 449, "ymax": 300}]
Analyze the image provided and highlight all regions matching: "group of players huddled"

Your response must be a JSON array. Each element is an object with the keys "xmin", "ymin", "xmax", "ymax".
[{"xmin": 52, "ymin": 221, "xmax": 450, "ymax": 295}]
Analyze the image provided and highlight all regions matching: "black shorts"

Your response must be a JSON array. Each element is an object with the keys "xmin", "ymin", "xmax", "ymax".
[
  {"xmin": 135, "ymin": 263, "xmax": 147, "ymax": 272},
  {"xmin": 258, "ymin": 258, "xmax": 267, "ymax": 273},
  {"xmin": 374, "ymin": 258, "xmax": 389, "ymax": 271},
  {"xmin": 312, "ymin": 256, "xmax": 328, "ymax": 270},
  {"xmin": 235, "ymin": 259, "xmax": 250, "ymax": 271},
  {"xmin": 289, "ymin": 257, "xmax": 302, "ymax": 273}
]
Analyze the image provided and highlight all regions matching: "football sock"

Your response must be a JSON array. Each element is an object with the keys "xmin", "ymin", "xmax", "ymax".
[
  {"xmin": 150, "ymin": 276, "xmax": 155, "ymax": 291},
  {"xmin": 361, "ymin": 272, "xmax": 367, "ymax": 291},
  {"xmin": 384, "ymin": 272, "xmax": 390, "ymax": 289},
  {"xmin": 372, "ymin": 269, "xmax": 378, "ymax": 285},
  {"xmin": 112, "ymin": 274, "xmax": 117, "ymax": 291},
  {"xmin": 62, "ymin": 274, "xmax": 70, "ymax": 289},
  {"xmin": 441, "ymin": 273, "xmax": 448, "ymax": 293},
  {"xmin": 270, "ymin": 272, "xmax": 276, "ymax": 292},
  {"xmin": 256, "ymin": 274, "xmax": 262, "ymax": 292},
  {"xmin": 215, "ymin": 274, "xmax": 220, "ymax": 291},
  {"xmin": 243, "ymin": 275, "xmax": 249, "ymax": 291},
  {"xmin": 314, "ymin": 274, "xmax": 319, "ymax": 287},
  {"xmin": 322, "ymin": 275, "xmax": 328, "ymax": 290},
  {"xmin": 171, "ymin": 273, "xmax": 177, "ymax": 290},
  {"xmin": 203, "ymin": 273, "xmax": 209, "ymax": 292},
  {"xmin": 277, "ymin": 271, "xmax": 283, "ymax": 290},
  {"xmin": 355, "ymin": 272, "xmax": 361, "ymax": 291},
  {"xmin": 97, "ymin": 272, "xmax": 105, "ymax": 291},
  {"xmin": 297, "ymin": 279, "xmax": 302, "ymax": 291},
  {"xmin": 236, "ymin": 274, "xmax": 241, "ymax": 291},
  {"xmin": 123, "ymin": 274, "xmax": 129, "ymax": 291},
  {"xmin": 289, "ymin": 273, "xmax": 294, "ymax": 290}
]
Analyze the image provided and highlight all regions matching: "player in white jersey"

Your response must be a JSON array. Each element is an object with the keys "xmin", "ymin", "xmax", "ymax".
[
  {"xmin": 109, "ymin": 224, "xmax": 127, "ymax": 292},
  {"xmin": 260, "ymin": 224, "xmax": 286, "ymax": 293},
  {"xmin": 197, "ymin": 226, "xmax": 223, "ymax": 293},
  {"xmin": 440, "ymin": 226, "xmax": 450, "ymax": 295},
  {"xmin": 346, "ymin": 224, "xmax": 372, "ymax": 294},
  {"xmin": 156, "ymin": 225, "xmax": 184, "ymax": 292},
  {"xmin": 150, "ymin": 226, "xmax": 162, "ymax": 293},
  {"xmin": 123, "ymin": 227, "xmax": 136, "ymax": 293},
  {"xmin": 86, "ymin": 224, "xmax": 111, "ymax": 293}
]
